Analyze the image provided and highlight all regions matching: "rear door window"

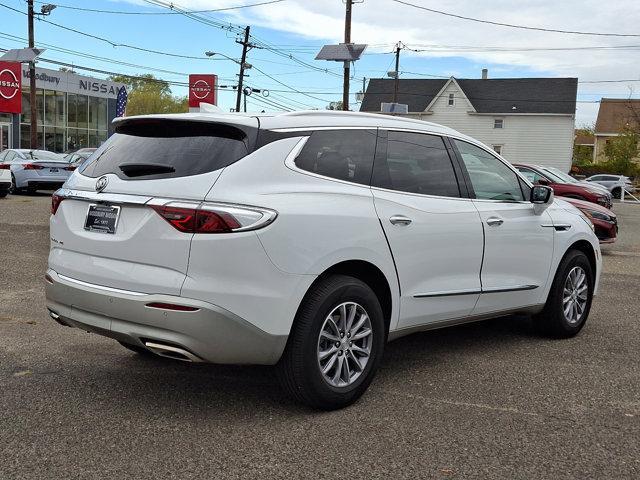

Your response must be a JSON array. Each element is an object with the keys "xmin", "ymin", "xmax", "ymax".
[
  {"xmin": 372, "ymin": 131, "xmax": 460, "ymax": 197},
  {"xmin": 79, "ymin": 120, "xmax": 252, "ymax": 180},
  {"xmin": 294, "ymin": 129, "xmax": 377, "ymax": 185}
]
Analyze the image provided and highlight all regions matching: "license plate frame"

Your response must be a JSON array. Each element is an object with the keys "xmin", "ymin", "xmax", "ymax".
[{"xmin": 84, "ymin": 204, "xmax": 121, "ymax": 234}]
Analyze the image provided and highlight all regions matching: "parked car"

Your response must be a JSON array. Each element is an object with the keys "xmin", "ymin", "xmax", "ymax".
[
  {"xmin": 561, "ymin": 197, "xmax": 617, "ymax": 244},
  {"xmin": 46, "ymin": 111, "xmax": 601, "ymax": 410},
  {"xmin": 540, "ymin": 166, "xmax": 610, "ymax": 195},
  {"xmin": 0, "ymin": 158, "xmax": 10, "ymax": 198},
  {"xmin": 0, "ymin": 149, "xmax": 73, "ymax": 193},
  {"xmin": 513, "ymin": 163, "xmax": 613, "ymax": 209},
  {"xmin": 65, "ymin": 149, "xmax": 95, "ymax": 165},
  {"xmin": 585, "ymin": 174, "xmax": 636, "ymax": 198}
]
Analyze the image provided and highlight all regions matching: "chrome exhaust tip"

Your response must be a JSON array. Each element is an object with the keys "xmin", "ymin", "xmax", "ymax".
[{"xmin": 144, "ymin": 341, "xmax": 203, "ymax": 362}]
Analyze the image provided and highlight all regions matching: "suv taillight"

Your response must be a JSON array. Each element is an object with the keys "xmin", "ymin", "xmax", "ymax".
[
  {"xmin": 63, "ymin": 165, "xmax": 77, "ymax": 171},
  {"xmin": 0, "ymin": 164, "xmax": 10, "ymax": 170},
  {"xmin": 23, "ymin": 163, "xmax": 44, "ymax": 170},
  {"xmin": 150, "ymin": 203, "xmax": 276, "ymax": 234},
  {"xmin": 51, "ymin": 193, "xmax": 65, "ymax": 215}
]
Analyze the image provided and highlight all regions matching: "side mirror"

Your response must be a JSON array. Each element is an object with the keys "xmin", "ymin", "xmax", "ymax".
[
  {"xmin": 537, "ymin": 177, "xmax": 550, "ymax": 186},
  {"xmin": 531, "ymin": 185, "xmax": 552, "ymax": 203}
]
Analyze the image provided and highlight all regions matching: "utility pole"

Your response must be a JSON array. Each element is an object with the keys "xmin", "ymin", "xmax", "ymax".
[
  {"xmin": 343, "ymin": 0, "xmax": 353, "ymax": 111},
  {"xmin": 27, "ymin": 0, "xmax": 37, "ymax": 149},
  {"xmin": 235, "ymin": 26, "xmax": 250, "ymax": 113},
  {"xmin": 392, "ymin": 42, "xmax": 402, "ymax": 104}
]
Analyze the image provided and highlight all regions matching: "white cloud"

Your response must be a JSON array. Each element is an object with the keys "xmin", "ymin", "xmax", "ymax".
[{"xmin": 124, "ymin": 0, "xmax": 640, "ymax": 123}]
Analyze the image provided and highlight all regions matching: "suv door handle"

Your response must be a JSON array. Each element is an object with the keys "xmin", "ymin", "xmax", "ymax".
[
  {"xmin": 389, "ymin": 215, "xmax": 412, "ymax": 226},
  {"xmin": 486, "ymin": 217, "xmax": 504, "ymax": 227}
]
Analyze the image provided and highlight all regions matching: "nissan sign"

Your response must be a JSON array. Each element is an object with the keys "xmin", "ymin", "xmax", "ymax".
[
  {"xmin": 0, "ymin": 61, "xmax": 21, "ymax": 114},
  {"xmin": 189, "ymin": 74, "xmax": 217, "ymax": 107}
]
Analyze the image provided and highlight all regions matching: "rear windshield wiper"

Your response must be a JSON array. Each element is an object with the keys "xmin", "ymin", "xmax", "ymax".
[{"xmin": 119, "ymin": 163, "xmax": 176, "ymax": 177}]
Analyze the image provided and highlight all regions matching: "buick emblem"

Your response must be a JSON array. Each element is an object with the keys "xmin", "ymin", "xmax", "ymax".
[{"xmin": 95, "ymin": 176, "xmax": 108, "ymax": 193}]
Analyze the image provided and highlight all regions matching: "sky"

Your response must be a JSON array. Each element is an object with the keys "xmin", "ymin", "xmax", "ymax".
[{"xmin": 1, "ymin": 0, "xmax": 639, "ymax": 125}]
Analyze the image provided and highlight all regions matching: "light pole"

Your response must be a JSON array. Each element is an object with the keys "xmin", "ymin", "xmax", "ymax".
[
  {"xmin": 27, "ymin": 1, "xmax": 56, "ymax": 149},
  {"xmin": 204, "ymin": 49, "xmax": 252, "ymax": 112}
]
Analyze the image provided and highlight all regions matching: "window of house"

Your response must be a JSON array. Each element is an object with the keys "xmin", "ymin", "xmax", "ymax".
[
  {"xmin": 454, "ymin": 139, "xmax": 525, "ymax": 201},
  {"xmin": 492, "ymin": 145, "xmax": 503, "ymax": 155},
  {"xmin": 448, "ymin": 93, "xmax": 455, "ymax": 106},
  {"xmin": 494, "ymin": 119, "xmax": 504, "ymax": 129},
  {"xmin": 372, "ymin": 131, "xmax": 460, "ymax": 197},
  {"xmin": 294, "ymin": 129, "xmax": 377, "ymax": 185}
]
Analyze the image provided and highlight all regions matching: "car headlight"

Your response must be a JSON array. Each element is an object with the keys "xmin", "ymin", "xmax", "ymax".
[
  {"xmin": 578, "ymin": 213, "xmax": 595, "ymax": 231},
  {"xmin": 583, "ymin": 209, "xmax": 613, "ymax": 222}
]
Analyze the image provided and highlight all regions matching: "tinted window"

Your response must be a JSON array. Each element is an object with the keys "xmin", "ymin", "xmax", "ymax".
[
  {"xmin": 373, "ymin": 131, "xmax": 460, "ymax": 197},
  {"xmin": 454, "ymin": 139, "xmax": 524, "ymax": 201},
  {"xmin": 80, "ymin": 120, "xmax": 251, "ymax": 180},
  {"xmin": 294, "ymin": 129, "xmax": 376, "ymax": 185}
]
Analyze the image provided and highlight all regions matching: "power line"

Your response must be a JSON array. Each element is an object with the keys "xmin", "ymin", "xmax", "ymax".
[
  {"xmin": 391, "ymin": 0, "xmax": 640, "ymax": 37},
  {"xmin": 31, "ymin": 0, "xmax": 286, "ymax": 15},
  {"xmin": 0, "ymin": 3, "xmax": 236, "ymax": 60}
]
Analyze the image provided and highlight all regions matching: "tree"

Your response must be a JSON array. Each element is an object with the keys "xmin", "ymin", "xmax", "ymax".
[
  {"xmin": 603, "ymin": 128, "xmax": 639, "ymax": 176},
  {"xmin": 573, "ymin": 125, "xmax": 595, "ymax": 166},
  {"xmin": 107, "ymin": 74, "xmax": 188, "ymax": 116}
]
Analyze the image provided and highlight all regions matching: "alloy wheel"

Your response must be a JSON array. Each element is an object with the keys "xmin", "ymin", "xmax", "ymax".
[
  {"xmin": 317, "ymin": 302, "xmax": 373, "ymax": 388},
  {"xmin": 562, "ymin": 266, "xmax": 588, "ymax": 324}
]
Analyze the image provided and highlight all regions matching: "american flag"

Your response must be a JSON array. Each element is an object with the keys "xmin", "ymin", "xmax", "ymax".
[{"xmin": 116, "ymin": 86, "xmax": 128, "ymax": 117}]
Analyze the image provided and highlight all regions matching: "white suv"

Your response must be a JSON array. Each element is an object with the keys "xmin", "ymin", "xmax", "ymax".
[{"xmin": 46, "ymin": 111, "xmax": 601, "ymax": 409}]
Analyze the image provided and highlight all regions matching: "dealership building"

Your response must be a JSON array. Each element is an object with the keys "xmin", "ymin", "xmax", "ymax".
[{"xmin": 0, "ymin": 66, "xmax": 125, "ymax": 153}]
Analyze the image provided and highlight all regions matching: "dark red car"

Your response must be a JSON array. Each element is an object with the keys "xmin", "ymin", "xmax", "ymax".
[
  {"xmin": 561, "ymin": 197, "xmax": 618, "ymax": 244},
  {"xmin": 513, "ymin": 163, "xmax": 613, "ymax": 209}
]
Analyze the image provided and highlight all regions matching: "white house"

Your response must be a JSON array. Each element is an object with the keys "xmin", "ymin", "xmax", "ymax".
[{"xmin": 360, "ymin": 73, "xmax": 578, "ymax": 171}]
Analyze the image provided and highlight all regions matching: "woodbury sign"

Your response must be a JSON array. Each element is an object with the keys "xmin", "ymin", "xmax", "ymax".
[
  {"xmin": 189, "ymin": 74, "xmax": 217, "ymax": 107},
  {"xmin": 0, "ymin": 61, "xmax": 21, "ymax": 114}
]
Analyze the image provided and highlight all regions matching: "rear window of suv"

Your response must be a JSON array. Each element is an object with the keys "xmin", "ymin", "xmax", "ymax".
[{"xmin": 79, "ymin": 119, "xmax": 251, "ymax": 180}]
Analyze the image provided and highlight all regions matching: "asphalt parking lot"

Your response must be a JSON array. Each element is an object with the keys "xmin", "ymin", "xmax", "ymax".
[{"xmin": 1, "ymin": 194, "xmax": 639, "ymax": 479}]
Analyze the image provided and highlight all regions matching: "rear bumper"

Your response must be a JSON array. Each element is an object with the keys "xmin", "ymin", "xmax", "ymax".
[
  {"xmin": 45, "ymin": 269, "xmax": 288, "ymax": 365},
  {"xmin": 25, "ymin": 180, "xmax": 65, "ymax": 190}
]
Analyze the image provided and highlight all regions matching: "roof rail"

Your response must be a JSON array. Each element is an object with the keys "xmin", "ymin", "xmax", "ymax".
[{"xmin": 276, "ymin": 109, "xmax": 438, "ymax": 126}]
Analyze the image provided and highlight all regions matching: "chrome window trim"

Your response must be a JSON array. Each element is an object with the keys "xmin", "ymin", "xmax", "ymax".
[{"xmin": 271, "ymin": 126, "xmax": 377, "ymax": 133}]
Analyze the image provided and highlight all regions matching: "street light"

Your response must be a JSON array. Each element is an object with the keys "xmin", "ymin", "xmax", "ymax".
[
  {"xmin": 39, "ymin": 4, "xmax": 56, "ymax": 15},
  {"xmin": 204, "ymin": 51, "xmax": 251, "ymax": 70}
]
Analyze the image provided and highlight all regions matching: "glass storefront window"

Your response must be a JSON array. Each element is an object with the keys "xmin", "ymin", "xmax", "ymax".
[
  {"xmin": 36, "ymin": 89, "xmax": 44, "ymax": 126},
  {"xmin": 77, "ymin": 95, "xmax": 88, "ymax": 129},
  {"xmin": 55, "ymin": 91, "xmax": 66, "ymax": 126},
  {"xmin": 20, "ymin": 124, "xmax": 44, "ymax": 149},
  {"xmin": 89, "ymin": 97, "xmax": 99, "ymax": 130},
  {"xmin": 44, "ymin": 90, "xmax": 56, "ymax": 126},
  {"xmin": 67, "ymin": 94, "xmax": 77, "ymax": 128},
  {"xmin": 21, "ymin": 88, "xmax": 30, "ymax": 124},
  {"xmin": 45, "ymin": 127, "xmax": 65, "ymax": 153},
  {"xmin": 97, "ymin": 98, "xmax": 107, "ymax": 131}
]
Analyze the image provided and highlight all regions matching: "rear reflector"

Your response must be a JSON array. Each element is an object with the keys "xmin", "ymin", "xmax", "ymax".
[
  {"xmin": 146, "ymin": 302, "xmax": 200, "ymax": 312},
  {"xmin": 51, "ymin": 193, "xmax": 64, "ymax": 215},
  {"xmin": 23, "ymin": 163, "xmax": 45, "ymax": 170}
]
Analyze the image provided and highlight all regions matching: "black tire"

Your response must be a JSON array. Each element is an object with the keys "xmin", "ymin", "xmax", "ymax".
[
  {"xmin": 9, "ymin": 174, "xmax": 20, "ymax": 195},
  {"xmin": 0, "ymin": 189, "xmax": 7, "ymax": 199},
  {"xmin": 277, "ymin": 274, "xmax": 386, "ymax": 410},
  {"xmin": 534, "ymin": 250, "xmax": 594, "ymax": 338},
  {"xmin": 612, "ymin": 187, "xmax": 622, "ymax": 199},
  {"xmin": 118, "ymin": 340, "xmax": 154, "ymax": 356}
]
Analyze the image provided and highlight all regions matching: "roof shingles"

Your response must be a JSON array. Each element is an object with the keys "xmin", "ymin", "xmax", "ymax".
[{"xmin": 360, "ymin": 77, "xmax": 577, "ymax": 115}]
